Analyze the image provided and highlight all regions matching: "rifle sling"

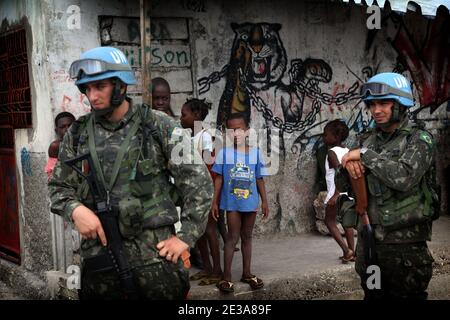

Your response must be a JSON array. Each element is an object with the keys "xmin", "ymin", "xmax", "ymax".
[{"xmin": 87, "ymin": 113, "xmax": 141, "ymax": 202}]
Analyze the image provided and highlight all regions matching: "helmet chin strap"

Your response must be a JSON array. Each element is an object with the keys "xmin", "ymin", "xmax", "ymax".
[
  {"xmin": 92, "ymin": 79, "xmax": 126, "ymax": 118},
  {"xmin": 377, "ymin": 101, "xmax": 406, "ymax": 129}
]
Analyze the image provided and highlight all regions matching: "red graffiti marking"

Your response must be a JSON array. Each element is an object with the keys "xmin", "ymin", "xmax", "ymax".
[
  {"xmin": 51, "ymin": 70, "xmax": 73, "ymax": 83},
  {"xmin": 60, "ymin": 95, "xmax": 72, "ymax": 112},
  {"xmin": 329, "ymin": 83, "xmax": 346, "ymax": 113},
  {"xmin": 392, "ymin": 9, "xmax": 450, "ymax": 112},
  {"xmin": 80, "ymin": 94, "xmax": 91, "ymax": 113},
  {"xmin": 60, "ymin": 94, "xmax": 90, "ymax": 114}
]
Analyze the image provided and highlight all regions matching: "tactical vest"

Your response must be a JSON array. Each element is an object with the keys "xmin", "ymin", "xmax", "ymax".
[
  {"xmin": 361, "ymin": 125, "xmax": 437, "ymax": 243},
  {"xmin": 69, "ymin": 104, "xmax": 181, "ymax": 239}
]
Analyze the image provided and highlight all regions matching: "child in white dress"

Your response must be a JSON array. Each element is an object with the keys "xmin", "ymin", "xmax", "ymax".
[{"xmin": 322, "ymin": 120, "xmax": 355, "ymax": 263}]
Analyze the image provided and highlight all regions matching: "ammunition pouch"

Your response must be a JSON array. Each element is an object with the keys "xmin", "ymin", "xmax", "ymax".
[
  {"xmin": 378, "ymin": 195, "xmax": 427, "ymax": 231},
  {"xmin": 128, "ymin": 158, "xmax": 179, "ymax": 232},
  {"xmin": 118, "ymin": 198, "xmax": 143, "ymax": 238},
  {"xmin": 367, "ymin": 174, "xmax": 434, "ymax": 231},
  {"xmin": 82, "ymin": 252, "xmax": 115, "ymax": 275},
  {"xmin": 336, "ymin": 194, "xmax": 358, "ymax": 229},
  {"xmin": 129, "ymin": 159, "xmax": 159, "ymax": 197}
]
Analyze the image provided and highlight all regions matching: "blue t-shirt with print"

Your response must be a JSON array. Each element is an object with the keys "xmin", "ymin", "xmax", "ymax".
[{"xmin": 212, "ymin": 147, "xmax": 268, "ymax": 212}]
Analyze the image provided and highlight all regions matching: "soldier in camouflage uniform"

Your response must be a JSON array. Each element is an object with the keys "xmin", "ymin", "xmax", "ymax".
[
  {"xmin": 341, "ymin": 72, "xmax": 437, "ymax": 299},
  {"xmin": 48, "ymin": 47, "xmax": 213, "ymax": 299}
]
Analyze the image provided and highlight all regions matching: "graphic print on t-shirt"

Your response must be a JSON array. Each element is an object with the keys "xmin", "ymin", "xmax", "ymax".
[{"xmin": 229, "ymin": 162, "xmax": 254, "ymax": 199}]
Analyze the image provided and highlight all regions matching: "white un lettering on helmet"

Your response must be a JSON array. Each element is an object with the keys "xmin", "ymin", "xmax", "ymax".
[
  {"xmin": 110, "ymin": 50, "xmax": 127, "ymax": 64},
  {"xmin": 394, "ymin": 76, "xmax": 408, "ymax": 88}
]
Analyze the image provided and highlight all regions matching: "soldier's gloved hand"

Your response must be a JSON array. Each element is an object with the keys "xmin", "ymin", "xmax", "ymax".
[
  {"xmin": 72, "ymin": 205, "xmax": 107, "ymax": 246},
  {"xmin": 157, "ymin": 235, "xmax": 189, "ymax": 264}
]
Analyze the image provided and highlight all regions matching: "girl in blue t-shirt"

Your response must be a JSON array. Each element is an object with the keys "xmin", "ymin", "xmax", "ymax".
[{"xmin": 211, "ymin": 113, "xmax": 269, "ymax": 293}]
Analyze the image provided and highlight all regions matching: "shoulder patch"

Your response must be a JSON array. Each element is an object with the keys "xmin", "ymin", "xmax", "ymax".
[{"xmin": 419, "ymin": 131, "xmax": 433, "ymax": 146}]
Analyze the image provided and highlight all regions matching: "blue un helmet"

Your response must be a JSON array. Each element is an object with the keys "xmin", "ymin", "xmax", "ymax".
[
  {"xmin": 69, "ymin": 47, "xmax": 136, "ymax": 114},
  {"xmin": 69, "ymin": 46, "xmax": 136, "ymax": 90},
  {"xmin": 360, "ymin": 72, "xmax": 414, "ymax": 108},
  {"xmin": 360, "ymin": 72, "xmax": 414, "ymax": 126}
]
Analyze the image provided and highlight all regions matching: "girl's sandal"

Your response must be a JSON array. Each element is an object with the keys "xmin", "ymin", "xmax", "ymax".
[
  {"xmin": 199, "ymin": 275, "xmax": 222, "ymax": 286},
  {"xmin": 341, "ymin": 250, "xmax": 355, "ymax": 263},
  {"xmin": 216, "ymin": 280, "xmax": 234, "ymax": 293},
  {"xmin": 240, "ymin": 275, "xmax": 264, "ymax": 290},
  {"xmin": 189, "ymin": 271, "xmax": 209, "ymax": 281}
]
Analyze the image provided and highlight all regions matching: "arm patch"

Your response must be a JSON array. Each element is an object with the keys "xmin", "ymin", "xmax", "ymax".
[{"xmin": 419, "ymin": 132, "xmax": 433, "ymax": 147}]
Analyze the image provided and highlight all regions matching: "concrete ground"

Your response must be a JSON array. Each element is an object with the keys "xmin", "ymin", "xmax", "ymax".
[
  {"xmin": 188, "ymin": 215, "xmax": 450, "ymax": 300},
  {"xmin": 0, "ymin": 279, "xmax": 24, "ymax": 300},
  {"xmin": 1, "ymin": 216, "xmax": 449, "ymax": 300}
]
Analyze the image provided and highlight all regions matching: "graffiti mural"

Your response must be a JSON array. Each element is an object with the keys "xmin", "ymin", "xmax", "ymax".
[
  {"xmin": 181, "ymin": 0, "xmax": 206, "ymax": 12},
  {"xmin": 198, "ymin": 22, "xmax": 361, "ymax": 153},
  {"xmin": 365, "ymin": 8, "xmax": 450, "ymax": 116},
  {"xmin": 392, "ymin": 10, "xmax": 450, "ymax": 114}
]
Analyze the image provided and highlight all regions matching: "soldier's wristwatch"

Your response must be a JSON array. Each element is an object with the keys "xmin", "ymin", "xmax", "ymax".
[{"xmin": 360, "ymin": 147, "xmax": 368, "ymax": 155}]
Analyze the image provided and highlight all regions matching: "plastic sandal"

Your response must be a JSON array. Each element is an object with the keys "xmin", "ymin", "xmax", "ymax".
[
  {"xmin": 341, "ymin": 249, "xmax": 355, "ymax": 263},
  {"xmin": 216, "ymin": 280, "xmax": 234, "ymax": 293},
  {"xmin": 240, "ymin": 275, "xmax": 264, "ymax": 290}
]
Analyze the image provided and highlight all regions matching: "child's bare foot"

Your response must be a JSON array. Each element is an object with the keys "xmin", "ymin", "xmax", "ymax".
[
  {"xmin": 222, "ymin": 246, "xmax": 239, "ymax": 252},
  {"xmin": 341, "ymin": 249, "xmax": 355, "ymax": 263}
]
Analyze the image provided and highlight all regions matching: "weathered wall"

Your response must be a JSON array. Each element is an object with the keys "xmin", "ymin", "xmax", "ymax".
[
  {"xmin": 0, "ymin": 0, "xmax": 141, "ymax": 282},
  {"xmin": 0, "ymin": 0, "xmax": 54, "ymax": 285},
  {"xmin": 0, "ymin": 1, "xmax": 53, "ymax": 297},
  {"xmin": 149, "ymin": 0, "xmax": 450, "ymax": 234},
  {"xmin": 1, "ymin": 2, "xmax": 449, "ymax": 289}
]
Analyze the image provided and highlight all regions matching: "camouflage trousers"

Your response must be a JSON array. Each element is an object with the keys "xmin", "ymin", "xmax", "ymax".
[
  {"xmin": 79, "ymin": 259, "xmax": 190, "ymax": 300},
  {"xmin": 355, "ymin": 241, "xmax": 434, "ymax": 300}
]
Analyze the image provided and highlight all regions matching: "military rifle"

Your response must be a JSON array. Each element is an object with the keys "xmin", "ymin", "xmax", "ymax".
[
  {"xmin": 64, "ymin": 153, "xmax": 139, "ymax": 300},
  {"xmin": 348, "ymin": 170, "xmax": 377, "ymax": 268}
]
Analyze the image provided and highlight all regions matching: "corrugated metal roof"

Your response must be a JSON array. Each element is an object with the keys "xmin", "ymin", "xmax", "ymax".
[{"xmin": 341, "ymin": 0, "xmax": 450, "ymax": 17}]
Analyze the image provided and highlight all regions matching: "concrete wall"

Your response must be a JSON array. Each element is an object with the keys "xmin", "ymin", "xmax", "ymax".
[
  {"xmin": 0, "ymin": 0, "xmax": 449, "ymax": 297},
  {"xmin": 149, "ymin": 0, "xmax": 450, "ymax": 234},
  {"xmin": 0, "ymin": 0, "xmax": 54, "ymax": 291},
  {"xmin": 36, "ymin": 0, "xmax": 450, "ymax": 239},
  {"xmin": 0, "ymin": 0, "xmax": 57, "ymax": 298},
  {"xmin": 83, "ymin": 0, "xmax": 449, "ymax": 235}
]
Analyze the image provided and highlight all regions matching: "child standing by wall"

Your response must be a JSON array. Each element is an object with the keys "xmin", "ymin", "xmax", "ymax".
[
  {"xmin": 180, "ymin": 98, "xmax": 223, "ymax": 285},
  {"xmin": 212, "ymin": 113, "xmax": 269, "ymax": 293},
  {"xmin": 45, "ymin": 112, "xmax": 75, "ymax": 180},
  {"xmin": 152, "ymin": 77, "xmax": 176, "ymax": 118},
  {"xmin": 322, "ymin": 119, "xmax": 355, "ymax": 263}
]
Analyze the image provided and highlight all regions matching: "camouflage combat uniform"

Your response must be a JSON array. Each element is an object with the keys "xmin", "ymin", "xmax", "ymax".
[
  {"xmin": 49, "ymin": 101, "xmax": 213, "ymax": 299},
  {"xmin": 354, "ymin": 117, "xmax": 436, "ymax": 299}
]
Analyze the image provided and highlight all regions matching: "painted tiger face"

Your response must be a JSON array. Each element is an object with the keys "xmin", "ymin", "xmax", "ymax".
[{"xmin": 231, "ymin": 22, "xmax": 287, "ymax": 89}]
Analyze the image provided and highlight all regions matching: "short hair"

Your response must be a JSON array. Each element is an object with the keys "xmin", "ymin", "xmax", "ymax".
[
  {"xmin": 55, "ymin": 112, "xmax": 75, "ymax": 127},
  {"xmin": 225, "ymin": 112, "xmax": 250, "ymax": 127},
  {"xmin": 183, "ymin": 98, "xmax": 212, "ymax": 121},
  {"xmin": 324, "ymin": 119, "xmax": 349, "ymax": 142},
  {"xmin": 152, "ymin": 77, "xmax": 170, "ymax": 92}
]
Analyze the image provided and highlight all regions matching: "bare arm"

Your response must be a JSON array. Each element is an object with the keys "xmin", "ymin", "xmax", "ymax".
[
  {"xmin": 327, "ymin": 149, "xmax": 340, "ymax": 169},
  {"xmin": 256, "ymin": 178, "xmax": 269, "ymax": 219},
  {"xmin": 211, "ymin": 175, "xmax": 223, "ymax": 221}
]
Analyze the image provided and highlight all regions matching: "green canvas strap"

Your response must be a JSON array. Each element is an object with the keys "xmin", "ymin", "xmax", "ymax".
[
  {"xmin": 421, "ymin": 178, "xmax": 432, "ymax": 217},
  {"xmin": 87, "ymin": 113, "xmax": 142, "ymax": 203}
]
